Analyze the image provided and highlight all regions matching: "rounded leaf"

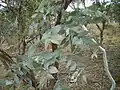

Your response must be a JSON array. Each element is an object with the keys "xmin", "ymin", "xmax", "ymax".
[{"xmin": 48, "ymin": 66, "xmax": 58, "ymax": 74}]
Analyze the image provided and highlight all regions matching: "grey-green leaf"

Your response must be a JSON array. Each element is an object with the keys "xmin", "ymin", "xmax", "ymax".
[
  {"xmin": 72, "ymin": 37, "xmax": 83, "ymax": 45},
  {"xmin": 49, "ymin": 66, "xmax": 58, "ymax": 74}
]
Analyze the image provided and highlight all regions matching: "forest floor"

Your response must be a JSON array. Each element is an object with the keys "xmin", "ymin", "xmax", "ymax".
[{"xmin": 0, "ymin": 23, "xmax": 120, "ymax": 90}]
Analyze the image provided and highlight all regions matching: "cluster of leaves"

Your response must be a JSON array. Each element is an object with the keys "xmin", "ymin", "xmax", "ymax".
[
  {"xmin": 97, "ymin": 0, "xmax": 120, "ymax": 23},
  {"xmin": 0, "ymin": 24, "xmax": 98, "ymax": 90}
]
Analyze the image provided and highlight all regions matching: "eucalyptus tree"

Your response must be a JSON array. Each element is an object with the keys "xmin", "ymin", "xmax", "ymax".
[{"xmin": 0, "ymin": 0, "xmax": 116, "ymax": 90}]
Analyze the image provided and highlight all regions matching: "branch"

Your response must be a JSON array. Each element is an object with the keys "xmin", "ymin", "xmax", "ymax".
[
  {"xmin": 99, "ymin": 46, "xmax": 116, "ymax": 90},
  {"xmin": 0, "ymin": 49, "xmax": 14, "ymax": 63},
  {"xmin": 82, "ymin": 25, "xmax": 116, "ymax": 90},
  {"xmin": 96, "ymin": 24, "xmax": 103, "ymax": 31},
  {"xmin": 0, "ymin": 49, "xmax": 15, "ymax": 69},
  {"xmin": 55, "ymin": 0, "xmax": 73, "ymax": 25},
  {"xmin": 63, "ymin": 0, "xmax": 73, "ymax": 10},
  {"xmin": 26, "ymin": 34, "xmax": 40, "ymax": 44},
  {"xmin": 70, "ymin": 1, "xmax": 76, "ymax": 9},
  {"xmin": 0, "ymin": 39, "xmax": 5, "ymax": 45}
]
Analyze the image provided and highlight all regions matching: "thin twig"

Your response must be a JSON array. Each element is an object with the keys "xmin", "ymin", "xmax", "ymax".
[
  {"xmin": 26, "ymin": 34, "xmax": 40, "ymax": 44},
  {"xmin": 96, "ymin": 24, "xmax": 103, "ymax": 31}
]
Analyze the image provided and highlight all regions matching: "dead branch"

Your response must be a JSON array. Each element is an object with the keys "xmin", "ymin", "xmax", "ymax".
[{"xmin": 82, "ymin": 25, "xmax": 116, "ymax": 90}]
